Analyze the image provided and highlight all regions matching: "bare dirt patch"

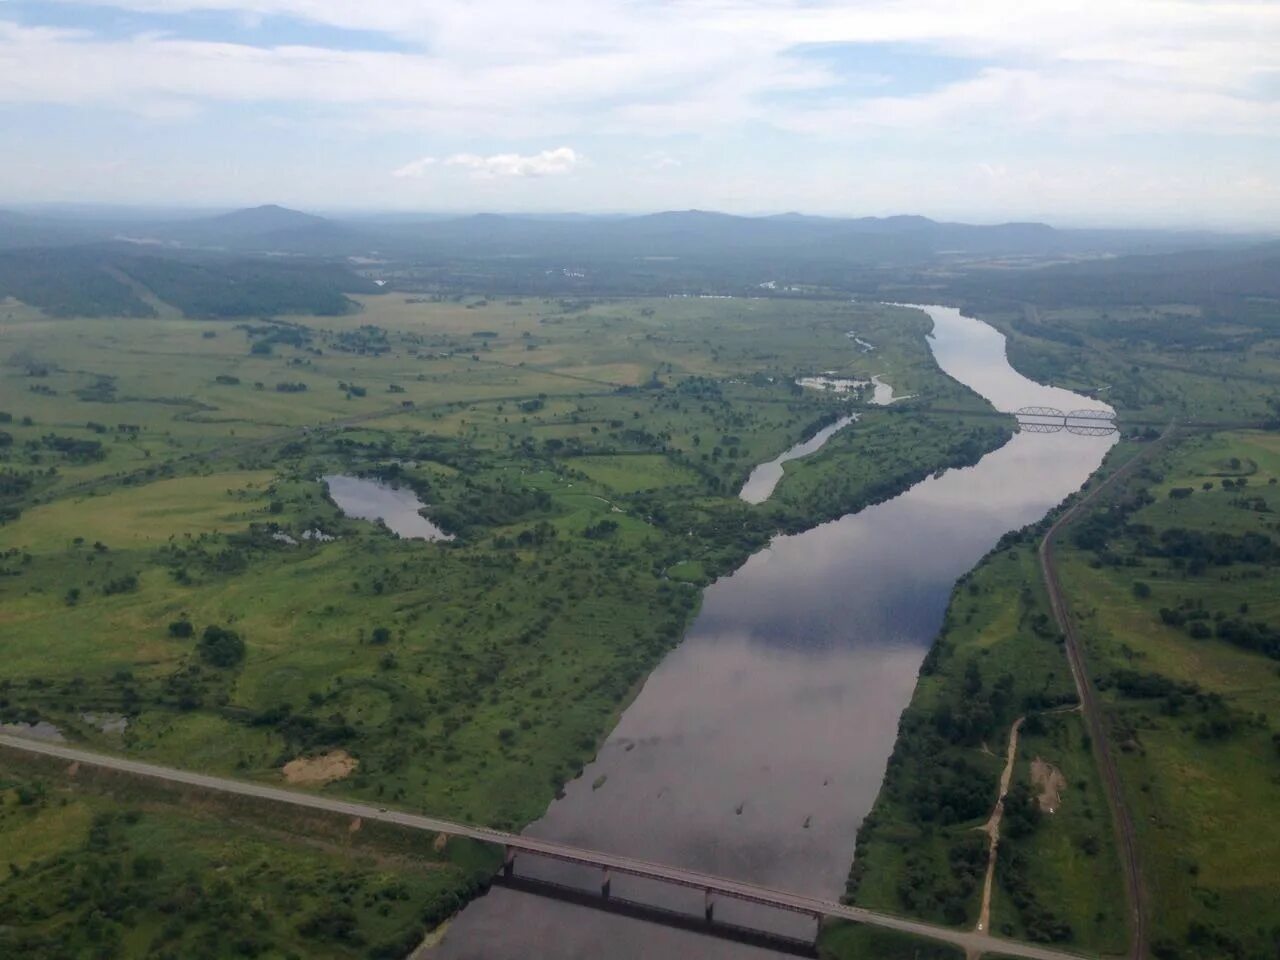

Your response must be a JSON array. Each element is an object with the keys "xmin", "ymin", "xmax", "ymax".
[
  {"xmin": 282, "ymin": 750, "xmax": 358, "ymax": 785},
  {"xmin": 1031, "ymin": 757, "xmax": 1066, "ymax": 813}
]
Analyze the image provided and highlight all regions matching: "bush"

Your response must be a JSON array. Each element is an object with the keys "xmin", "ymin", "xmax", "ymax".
[{"xmin": 198, "ymin": 625, "xmax": 245, "ymax": 667}]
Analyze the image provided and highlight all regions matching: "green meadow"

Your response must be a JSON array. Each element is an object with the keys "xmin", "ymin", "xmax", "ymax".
[
  {"xmin": 2, "ymin": 292, "xmax": 1011, "ymax": 953},
  {"xmin": 1053, "ymin": 430, "xmax": 1280, "ymax": 960}
]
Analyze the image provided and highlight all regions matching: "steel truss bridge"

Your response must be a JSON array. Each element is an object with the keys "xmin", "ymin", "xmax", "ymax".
[{"xmin": 1015, "ymin": 406, "xmax": 1118, "ymax": 436}]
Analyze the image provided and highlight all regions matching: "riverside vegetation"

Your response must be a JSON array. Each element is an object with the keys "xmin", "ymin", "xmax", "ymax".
[
  {"xmin": 0, "ymin": 293, "xmax": 1009, "ymax": 957},
  {"xmin": 828, "ymin": 294, "xmax": 1280, "ymax": 960}
]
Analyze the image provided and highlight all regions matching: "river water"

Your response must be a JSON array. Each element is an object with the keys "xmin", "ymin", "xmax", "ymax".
[{"xmin": 432, "ymin": 305, "xmax": 1115, "ymax": 959}]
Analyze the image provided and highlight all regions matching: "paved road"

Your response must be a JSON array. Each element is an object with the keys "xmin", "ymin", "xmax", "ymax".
[
  {"xmin": 0, "ymin": 734, "xmax": 1097, "ymax": 960},
  {"xmin": 1038, "ymin": 435, "xmax": 1168, "ymax": 960}
]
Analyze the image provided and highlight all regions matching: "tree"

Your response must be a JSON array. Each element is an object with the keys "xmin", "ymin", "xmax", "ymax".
[{"xmin": 199, "ymin": 625, "xmax": 245, "ymax": 667}]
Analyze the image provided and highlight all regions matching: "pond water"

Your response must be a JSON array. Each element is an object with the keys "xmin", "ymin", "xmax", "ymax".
[
  {"xmin": 433, "ymin": 305, "xmax": 1115, "ymax": 959},
  {"xmin": 738, "ymin": 414, "xmax": 858, "ymax": 505},
  {"xmin": 322, "ymin": 475, "xmax": 453, "ymax": 542},
  {"xmin": 741, "ymin": 372, "xmax": 902, "ymax": 504},
  {"xmin": 795, "ymin": 374, "xmax": 866, "ymax": 394}
]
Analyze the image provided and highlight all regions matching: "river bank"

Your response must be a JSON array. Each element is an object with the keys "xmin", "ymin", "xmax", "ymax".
[{"xmin": 431, "ymin": 306, "xmax": 1116, "ymax": 959}]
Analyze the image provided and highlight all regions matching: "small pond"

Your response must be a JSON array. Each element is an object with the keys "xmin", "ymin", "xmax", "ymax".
[{"xmin": 322, "ymin": 475, "xmax": 454, "ymax": 542}]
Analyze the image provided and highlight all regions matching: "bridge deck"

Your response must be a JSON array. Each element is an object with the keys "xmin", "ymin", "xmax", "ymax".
[{"xmin": 0, "ymin": 734, "xmax": 1095, "ymax": 960}]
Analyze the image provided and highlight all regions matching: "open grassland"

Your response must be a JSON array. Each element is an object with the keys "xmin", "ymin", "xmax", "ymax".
[
  {"xmin": 1054, "ymin": 430, "xmax": 1280, "ymax": 960},
  {"xmin": 0, "ymin": 470, "xmax": 275, "ymax": 551},
  {"xmin": 1, "ymin": 295, "xmax": 1013, "ymax": 950}
]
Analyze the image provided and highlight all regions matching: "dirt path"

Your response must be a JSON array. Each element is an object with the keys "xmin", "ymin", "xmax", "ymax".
[
  {"xmin": 975, "ymin": 716, "xmax": 1025, "ymax": 937},
  {"xmin": 1037, "ymin": 428, "xmax": 1172, "ymax": 960}
]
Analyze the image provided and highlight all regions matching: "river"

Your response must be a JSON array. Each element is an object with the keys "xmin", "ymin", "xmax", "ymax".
[{"xmin": 432, "ymin": 305, "xmax": 1115, "ymax": 959}]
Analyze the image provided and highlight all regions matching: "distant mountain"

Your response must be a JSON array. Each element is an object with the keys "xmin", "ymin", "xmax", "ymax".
[
  {"xmin": 135, "ymin": 204, "xmax": 356, "ymax": 251},
  {"xmin": 198, "ymin": 204, "xmax": 329, "ymax": 237},
  {"xmin": 363, "ymin": 209, "xmax": 1077, "ymax": 264},
  {"xmin": 0, "ymin": 210, "xmax": 94, "ymax": 249},
  {"xmin": 1, "ymin": 204, "xmax": 1271, "ymax": 280},
  {"xmin": 952, "ymin": 239, "xmax": 1280, "ymax": 308}
]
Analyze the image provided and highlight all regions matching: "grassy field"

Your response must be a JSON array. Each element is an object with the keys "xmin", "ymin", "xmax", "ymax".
[
  {"xmin": 1, "ymin": 293, "xmax": 1011, "ymax": 952},
  {"xmin": 1052, "ymin": 429, "xmax": 1280, "ymax": 960}
]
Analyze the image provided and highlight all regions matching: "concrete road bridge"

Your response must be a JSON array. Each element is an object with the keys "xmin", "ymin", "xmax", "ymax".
[{"xmin": 0, "ymin": 734, "xmax": 1098, "ymax": 960}]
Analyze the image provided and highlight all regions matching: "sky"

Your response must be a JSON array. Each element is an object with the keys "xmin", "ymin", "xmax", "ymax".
[{"xmin": 1, "ymin": 0, "xmax": 1278, "ymax": 228}]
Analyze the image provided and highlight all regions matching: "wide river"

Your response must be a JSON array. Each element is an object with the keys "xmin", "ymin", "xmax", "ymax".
[{"xmin": 433, "ymin": 305, "xmax": 1115, "ymax": 958}]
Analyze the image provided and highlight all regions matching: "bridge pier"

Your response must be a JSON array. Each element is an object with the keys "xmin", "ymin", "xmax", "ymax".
[
  {"xmin": 503, "ymin": 844, "xmax": 515, "ymax": 879},
  {"xmin": 601, "ymin": 867, "xmax": 611, "ymax": 899},
  {"xmin": 704, "ymin": 888, "xmax": 714, "ymax": 923}
]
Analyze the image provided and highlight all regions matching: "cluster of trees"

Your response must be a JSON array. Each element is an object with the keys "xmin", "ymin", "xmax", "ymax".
[
  {"xmin": 1102, "ymin": 668, "xmax": 1256, "ymax": 739},
  {"xmin": 332, "ymin": 324, "xmax": 391, "ymax": 355},
  {"xmin": 74, "ymin": 378, "xmax": 118, "ymax": 402},
  {"xmin": 197, "ymin": 625, "xmax": 245, "ymax": 667},
  {"xmin": 100, "ymin": 573, "xmax": 139, "ymax": 596},
  {"xmin": 997, "ymin": 841, "xmax": 1074, "ymax": 942},
  {"xmin": 36, "ymin": 433, "xmax": 104, "ymax": 462},
  {"xmin": 896, "ymin": 736, "xmax": 994, "ymax": 825},
  {"xmin": 930, "ymin": 660, "xmax": 1015, "ymax": 746},
  {"xmin": 248, "ymin": 702, "xmax": 356, "ymax": 751},
  {"xmin": 581, "ymin": 519, "xmax": 619, "ymax": 539},
  {"xmin": 0, "ymin": 468, "xmax": 35, "ymax": 499},
  {"xmin": 1148, "ymin": 527, "xmax": 1280, "ymax": 569},
  {"xmin": 1158, "ymin": 599, "xmax": 1280, "ymax": 659},
  {"xmin": 894, "ymin": 836, "xmax": 987, "ymax": 925}
]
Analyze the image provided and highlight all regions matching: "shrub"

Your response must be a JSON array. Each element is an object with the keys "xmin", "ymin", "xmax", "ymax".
[{"xmin": 198, "ymin": 625, "xmax": 245, "ymax": 667}]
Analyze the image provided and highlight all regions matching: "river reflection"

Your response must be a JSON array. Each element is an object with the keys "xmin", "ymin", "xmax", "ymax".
[{"xmin": 433, "ymin": 305, "xmax": 1115, "ymax": 959}]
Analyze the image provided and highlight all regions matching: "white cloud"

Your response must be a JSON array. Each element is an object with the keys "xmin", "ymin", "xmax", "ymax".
[
  {"xmin": 391, "ymin": 156, "xmax": 437, "ymax": 178},
  {"xmin": 6, "ymin": 2, "xmax": 1275, "ymax": 139},
  {"xmin": 4, "ymin": 2, "xmax": 1280, "ymax": 222},
  {"xmin": 442, "ymin": 147, "xmax": 582, "ymax": 178}
]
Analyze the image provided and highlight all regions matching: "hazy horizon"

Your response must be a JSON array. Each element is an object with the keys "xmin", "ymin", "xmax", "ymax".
[{"xmin": 3, "ymin": 200, "xmax": 1275, "ymax": 236}]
